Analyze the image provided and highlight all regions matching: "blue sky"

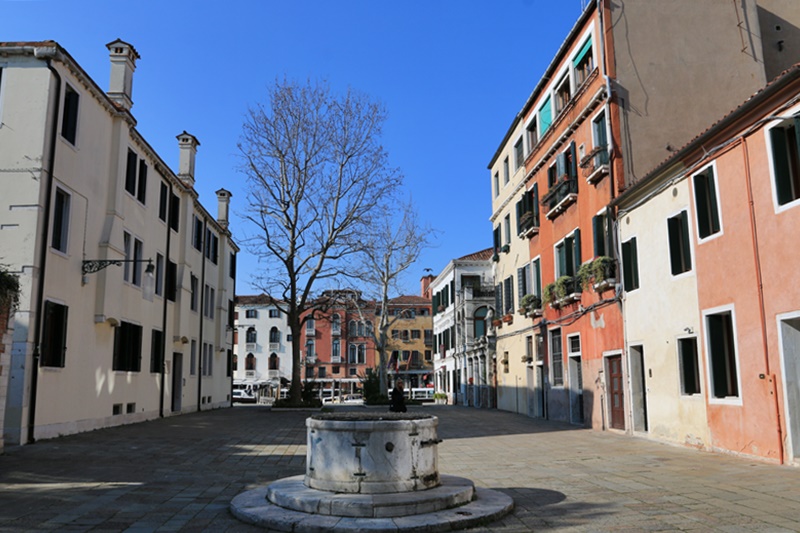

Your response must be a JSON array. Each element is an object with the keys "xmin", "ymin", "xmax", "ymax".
[{"xmin": 4, "ymin": 0, "xmax": 585, "ymax": 295}]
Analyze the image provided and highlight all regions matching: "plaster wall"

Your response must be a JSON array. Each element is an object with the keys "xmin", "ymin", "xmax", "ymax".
[{"xmin": 619, "ymin": 180, "xmax": 708, "ymax": 448}]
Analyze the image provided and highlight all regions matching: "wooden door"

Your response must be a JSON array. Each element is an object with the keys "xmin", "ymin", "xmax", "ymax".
[{"xmin": 608, "ymin": 355, "xmax": 625, "ymax": 430}]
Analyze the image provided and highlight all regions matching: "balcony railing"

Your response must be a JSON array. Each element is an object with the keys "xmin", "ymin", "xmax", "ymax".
[
  {"xmin": 518, "ymin": 211, "xmax": 540, "ymax": 238},
  {"xmin": 580, "ymin": 145, "xmax": 609, "ymax": 185},
  {"xmin": 245, "ymin": 342, "xmax": 257, "ymax": 352},
  {"xmin": 268, "ymin": 342, "xmax": 280, "ymax": 351},
  {"xmin": 542, "ymin": 177, "xmax": 578, "ymax": 219},
  {"xmin": 331, "ymin": 325, "xmax": 341, "ymax": 336}
]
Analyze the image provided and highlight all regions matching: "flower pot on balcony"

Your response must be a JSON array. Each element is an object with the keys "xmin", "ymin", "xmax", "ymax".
[{"xmin": 502, "ymin": 314, "xmax": 513, "ymax": 324}]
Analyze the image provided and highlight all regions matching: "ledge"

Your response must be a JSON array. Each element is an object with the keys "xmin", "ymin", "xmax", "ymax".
[{"xmin": 545, "ymin": 193, "xmax": 578, "ymax": 219}]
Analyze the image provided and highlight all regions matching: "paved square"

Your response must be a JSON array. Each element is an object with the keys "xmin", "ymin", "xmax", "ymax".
[{"xmin": 1, "ymin": 405, "xmax": 799, "ymax": 532}]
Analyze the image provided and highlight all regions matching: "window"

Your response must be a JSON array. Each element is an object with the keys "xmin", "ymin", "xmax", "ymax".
[
  {"xmin": 531, "ymin": 258, "xmax": 542, "ymax": 299},
  {"xmin": 123, "ymin": 232, "xmax": 132, "ymax": 282},
  {"xmin": 269, "ymin": 353, "xmax": 279, "ymax": 370},
  {"xmin": 132, "ymin": 238, "xmax": 143, "ymax": 286},
  {"xmin": 269, "ymin": 309, "xmax": 280, "ymax": 318},
  {"xmin": 41, "ymin": 301, "xmax": 68, "ymax": 367},
  {"xmin": 205, "ymin": 228, "xmax": 219, "ymax": 264},
  {"xmin": 503, "ymin": 275, "xmax": 514, "ymax": 314},
  {"xmin": 574, "ymin": 37, "xmax": 594, "ymax": 85},
  {"xmin": 306, "ymin": 339, "xmax": 315, "ymax": 359},
  {"xmin": 527, "ymin": 118, "xmax": 538, "ymax": 152},
  {"xmin": 155, "ymin": 254, "xmax": 165, "ymax": 296},
  {"xmin": 150, "ymin": 329, "xmax": 163, "ymax": 373},
  {"xmin": 706, "ymin": 310, "xmax": 739, "ymax": 399},
  {"xmin": 514, "ymin": 138, "xmax": 524, "ymax": 169},
  {"xmin": 113, "ymin": 321, "xmax": 142, "ymax": 372},
  {"xmin": 61, "ymin": 84, "xmax": 79, "ymax": 145},
  {"xmin": 137, "ymin": 159, "xmax": 147, "ymax": 204},
  {"xmin": 768, "ymin": 114, "xmax": 800, "ymax": 206},
  {"xmin": 667, "ymin": 211, "xmax": 692, "ymax": 275},
  {"xmin": 166, "ymin": 260, "xmax": 177, "ymax": 302},
  {"xmin": 517, "ymin": 264, "xmax": 530, "ymax": 301},
  {"xmin": 318, "ymin": 366, "xmax": 327, "ymax": 379},
  {"xmin": 269, "ymin": 327, "xmax": 280, "ymax": 343},
  {"xmin": 474, "ymin": 307, "xmax": 488, "ymax": 338},
  {"xmin": 245, "ymin": 309, "xmax": 258, "ymax": 319},
  {"xmin": 192, "ymin": 216, "xmax": 203, "ymax": 250},
  {"xmin": 125, "ymin": 150, "xmax": 138, "ymax": 196},
  {"xmin": 503, "ymin": 157, "xmax": 509, "ymax": 184},
  {"xmin": 51, "ymin": 187, "xmax": 71, "ymax": 253},
  {"xmin": 159, "ymin": 182, "xmax": 168, "ymax": 222},
  {"xmin": 554, "ymin": 73, "xmax": 571, "ymax": 115},
  {"xmin": 678, "ymin": 337, "xmax": 701, "ymax": 395},
  {"xmin": 169, "ymin": 192, "xmax": 180, "ymax": 232},
  {"xmin": 190, "ymin": 339, "xmax": 197, "ymax": 375},
  {"xmin": 229, "ymin": 252, "xmax": 236, "ymax": 279},
  {"xmin": 411, "ymin": 330, "xmax": 421, "ymax": 340},
  {"xmin": 550, "ymin": 328, "xmax": 563, "ymax": 387},
  {"xmin": 592, "ymin": 212, "xmax": 611, "ymax": 257},
  {"xmin": 693, "ymin": 166, "xmax": 721, "ymax": 239},
  {"xmin": 591, "ymin": 111, "xmax": 609, "ymax": 166},
  {"xmin": 493, "ymin": 172, "xmax": 499, "ymax": 198},
  {"xmin": 203, "ymin": 343, "xmax": 213, "ymax": 376},
  {"xmin": 246, "ymin": 353, "xmax": 256, "ymax": 370},
  {"xmin": 539, "ymin": 96, "xmax": 552, "ymax": 136},
  {"xmin": 621, "ymin": 237, "xmax": 640, "ymax": 291},
  {"xmin": 204, "ymin": 284, "xmax": 215, "ymax": 319},
  {"xmin": 246, "ymin": 327, "xmax": 257, "ymax": 344},
  {"xmin": 555, "ymin": 230, "xmax": 581, "ymax": 278},
  {"xmin": 190, "ymin": 274, "xmax": 198, "ymax": 311},
  {"xmin": 504, "ymin": 214, "xmax": 511, "ymax": 245},
  {"xmin": 332, "ymin": 339, "xmax": 340, "ymax": 360}
]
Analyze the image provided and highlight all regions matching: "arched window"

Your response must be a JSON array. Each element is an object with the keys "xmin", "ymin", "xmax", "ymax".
[
  {"xmin": 332, "ymin": 313, "xmax": 341, "ymax": 327},
  {"xmin": 358, "ymin": 344, "xmax": 366, "ymax": 364},
  {"xmin": 246, "ymin": 353, "xmax": 256, "ymax": 370},
  {"xmin": 357, "ymin": 321, "xmax": 365, "ymax": 337},
  {"xmin": 246, "ymin": 327, "xmax": 257, "ymax": 343},
  {"xmin": 474, "ymin": 307, "xmax": 489, "ymax": 338},
  {"xmin": 332, "ymin": 339, "xmax": 340, "ymax": 360},
  {"xmin": 365, "ymin": 320, "xmax": 373, "ymax": 336},
  {"xmin": 269, "ymin": 326, "xmax": 280, "ymax": 343},
  {"xmin": 269, "ymin": 353, "xmax": 279, "ymax": 370},
  {"xmin": 348, "ymin": 320, "xmax": 357, "ymax": 337}
]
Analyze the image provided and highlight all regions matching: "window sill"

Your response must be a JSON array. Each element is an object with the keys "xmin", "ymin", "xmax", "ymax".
[
  {"xmin": 586, "ymin": 164, "xmax": 609, "ymax": 185},
  {"xmin": 593, "ymin": 279, "xmax": 615, "ymax": 292},
  {"xmin": 545, "ymin": 193, "xmax": 578, "ymax": 220}
]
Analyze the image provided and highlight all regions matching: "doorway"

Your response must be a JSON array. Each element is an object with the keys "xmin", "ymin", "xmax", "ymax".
[
  {"xmin": 171, "ymin": 353, "xmax": 183, "ymax": 413},
  {"xmin": 780, "ymin": 316, "xmax": 800, "ymax": 463},
  {"xmin": 607, "ymin": 354, "xmax": 625, "ymax": 430},
  {"xmin": 629, "ymin": 345, "xmax": 648, "ymax": 432}
]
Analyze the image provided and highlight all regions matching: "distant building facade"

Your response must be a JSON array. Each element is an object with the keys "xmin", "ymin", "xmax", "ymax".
[
  {"xmin": 233, "ymin": 295, "xmax": 291, "ymax": 390},
  {"xmin": 431, "ymin": 249, "xmax": 495, "ymax": 407},
  {"xmin": 0, "ymin": 40, "xmax": 237, "ymax": 444}
]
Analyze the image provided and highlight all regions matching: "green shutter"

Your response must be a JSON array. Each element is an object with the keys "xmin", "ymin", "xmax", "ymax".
[
  {"xmin": 680, "ymin": 211, "xmax": 691, "ymax": 272},
  {"xmin": 516, "ymin": 199, "xmax": 523, "ymax": 234},
  {"xmin": 568, "ymin": 141, "xmax": 578, "ymax": 180},
  {"xmin": 573, "ymin": 228, "xmax": 582, "ymax": 274},
  {"xmin": 532, "ymin": 183, "xmax": 540, "ymax": 224},
  {"xmin": 622, "ymin": 238, "xmax": 639, "ymax": 291},
  {"xmin": 771, "ymin": 126, "xmax": 793, "ymax": 205},
  {"xmin": 573, "ymin": 38, "xmax": 593, "ymax": 67},
  {"xmin": 593, "ymin": 215, "xmax": 604, "ymax": 257},
  {"xmin": 533, "ymin": 259, "xmax": 542, "ymax": 297},
  {"xmin": 539, "ymin": 96, "xmax": 552, "ymax": 135}
]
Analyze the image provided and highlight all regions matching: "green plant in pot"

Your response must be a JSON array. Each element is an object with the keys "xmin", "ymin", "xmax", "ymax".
[
  {"xmin": 553, "ymin": 275, "xmax": 574, "ymax": 301},
  {"xmin": 520, "ymin": 293, "xmax": 542, "ymax": 314},
  {"xmin": 543, "ymin": 283, "xmax": 556, "ymax": 306},
  {"xmin": 578, "ymin": 256, "xmax": 615, "ymax": 290}
]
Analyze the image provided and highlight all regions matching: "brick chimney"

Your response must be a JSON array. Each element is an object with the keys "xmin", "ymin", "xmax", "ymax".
[
  {"xmin": 105, "ymin": 39, "xmax": 139, "ymax": 111},
  {"xmin": 420, "ymin": 275, "xmax": 435, "ymax": 299},
  {"xmin": 216, "ymin": 188, "xmax": 232, "ymax": 230},
  {"xmin": 177, "ymin": 132, "xmax": 200, "ymax": 188}
]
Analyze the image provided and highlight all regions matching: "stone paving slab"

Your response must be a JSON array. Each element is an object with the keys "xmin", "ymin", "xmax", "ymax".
[{"xmin": 1, "ymin": 405, "xmax": 800, "ymax": 531}]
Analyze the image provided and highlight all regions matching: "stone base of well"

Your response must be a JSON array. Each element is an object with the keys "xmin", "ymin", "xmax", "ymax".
[{"xmin": 230, "ymin": 475, "xmax": 514, "ymax": 532}]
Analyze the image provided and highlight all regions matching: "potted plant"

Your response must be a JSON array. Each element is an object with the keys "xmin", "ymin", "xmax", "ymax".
[
  {"xmin": 501, "ymin": 244, "xmax": 511, "ymax": 254},
  {"xmin": 502, "ymin": 314, "xmax": 513, "ymax": 324},
  {"xmin": 578, "ymin": 256, "xmax": 615, "ymax": 291},
  {"xmin": 433, "ymin": 392, "xmax": 447, "ymax": 405},
  {"xmin": 492, "ymin": 318, "xmax": 503, "ymax": 327},
  {"xmin": 553, "ymin": 275, "xmax": 579, "ymax": 304},
  {"xmin": 543, "ymin": 283, "xmax": 556, "ymax": 307},
  {"xmin": 519, "ymin": 293, "xmax": 542, "ymax": 316}
]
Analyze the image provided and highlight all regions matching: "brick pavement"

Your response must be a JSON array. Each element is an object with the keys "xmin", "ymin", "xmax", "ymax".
[{"xmin": 1, "ymin": 405, "xmax": 799, "ymax": 532}]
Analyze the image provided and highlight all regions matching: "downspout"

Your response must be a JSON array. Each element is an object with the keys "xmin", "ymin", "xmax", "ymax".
[
  {"xmin": 28, "ymin": 54, "xmax": 62, "ymax": 444},
  {"xmin": 741, "ymin": 136, "xmax": 784, "ymax": 464},
  {"xmin": 196, "ymin": 216, "xmax": 207, "ymax": 411},
  {"xmin": 158, "ymin": 183, "xmax": 173, "ymax": 417}
]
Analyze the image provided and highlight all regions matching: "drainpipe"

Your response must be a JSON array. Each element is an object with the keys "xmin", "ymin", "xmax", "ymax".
[
  {"xmin": 158, "ymin": 184, "xmax": 173, "ymax": 417},
  {"xmin": 741, "ymin": 137, "xmax": 784, "ymax": 464},
  {"xmin": 196, "ymin": 217, "xmax": 207, "ymax": 411},
  {"xmin": 27, "ymin": 54, "xmax": 62, "ymax": 444}
]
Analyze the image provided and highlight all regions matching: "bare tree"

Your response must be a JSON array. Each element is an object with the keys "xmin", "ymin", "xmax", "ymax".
[
  {"xmin": 238, "ymin": 79, "xmax": 402, "ymax": 403},
  {"xmin": 348, "ymin": 199, "xmax": 433, "ymax": 396}
]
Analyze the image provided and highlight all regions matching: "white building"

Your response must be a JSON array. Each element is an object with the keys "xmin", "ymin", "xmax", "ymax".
[
  {"xmin": 431, "ymin": 248, "xmax": 495, "ymax": 407},
  {"xmin": 234, "ymin": 295, "xmax": 291, "ymax": 395},
  {"xmin": 0, "ymin": 40, "xmax": 237, "ymax": 444}
]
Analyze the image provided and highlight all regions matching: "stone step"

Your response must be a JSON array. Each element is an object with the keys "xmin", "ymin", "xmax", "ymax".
[{"xmin": 266, "ymin": 474, "xmax": 475, "ymax": 518}]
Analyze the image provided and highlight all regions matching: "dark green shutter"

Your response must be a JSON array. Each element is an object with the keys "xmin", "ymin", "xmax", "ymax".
[
  {"xmin": 592, "ymin": 215, "xmax": 604, "ymax": 257},
  {"xmin": 622, "ymin": 238, "xmax": 639, "ymax": 291},
  {"xmin": 568, "ymin": 141, "xmax": 578, "ymax": 180},
  {"xmin": 516, "ymin": 199, "xmax": 523, "ymax": 234},
  {"xmin": 680, "ymin": 212, "xmax": 691, "ymax": 272},
  {"xmin": 573, "ymin": 228, "xmax": 582, "ymax": 275},
  {"xmin": 532, "ymin": 183, "xmax": 540, "ymax": 225}
]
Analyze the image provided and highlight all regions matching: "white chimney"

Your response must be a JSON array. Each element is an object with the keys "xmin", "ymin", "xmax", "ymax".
[
  {"xmin": 216, "ymin": 188, "xmax": 232, "ymax": 230},
  {"xmin": 177, "ymin": 131, "xmax": 200, "ymax": 188},
  {"xmin": 105, "ymin": 39, "xmax": 139, "ymax": 111}
]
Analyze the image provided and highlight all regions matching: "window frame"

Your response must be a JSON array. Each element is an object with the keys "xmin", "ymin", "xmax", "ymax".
[
  {"xmin": 677, "ymin": 336, "xmax": 702, "ymax": 396},
  {"xmin": 621, "ymin": 236, "xmax": 640, "ymax": 292},
  {"xmin": 113, "ymin": 320, "xmax": 142, "ymax": 372},
  {"xmin": 692, "ymin": 162, "xmax": 723, "ymax": 242},
  {"xmin": 514, "ymin": 137, "xmax": 524, "ymax": 170},
  {"xmin": 61, "ymin": 82, "xmax": 80, "ymax": 146},
  {"xmin": 702, "ymin": 305, "xmax": 742, "ymax": 404},
  {"xmin": 41, "ymin": 300, "xmax": 68, "ymax": 368},
  {"xmin": 503, "ymin": 156, "xmax": 510, "ymax": 184},
  {"xmin": 51, "ymin": 186, "xmax": 71, "ymax": 254},
  {"xmin": 667, "ymin": 210, "xmax": 693, "ymax": 277},
  {"xmin": 766, "ymin": 111, "xmax": 800, "ymax": 212},
  {"xmin": 549, "ymin": 327, "xmax": 564, "ymax": 387}
]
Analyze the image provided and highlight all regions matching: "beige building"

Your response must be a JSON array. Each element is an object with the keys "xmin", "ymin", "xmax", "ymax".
[{"xmin": 0, "ymin": 40, "xmax": 237, "ymax": 444}]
